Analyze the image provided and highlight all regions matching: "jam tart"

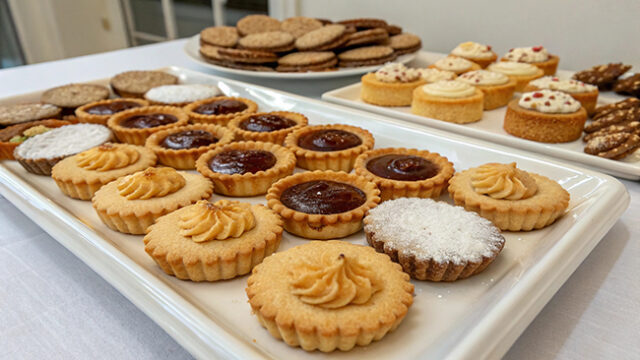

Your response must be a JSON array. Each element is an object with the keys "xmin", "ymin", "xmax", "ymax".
[
  {"xmin": 246, "ymin": 240, "xmax": 413, "ymax": 352},
  {"xmin": 196, "ymin": 141, "xmax": 296, "ymax": 197},
  {"xmin": 284, "ymin": 124, "xmax": 374, "ymax": 172},
  {"xmin": 183, "ymin": 96, "xmax": 258, "ymax": 126},
  {"xmin": 448, "ymin": 162, "xmax": 570, "ymax": 231},
  {"xmin": 75, "ymin": 98, "xmax": 149, "ymax": 124},
  {"xmin": 92, "ymin": 167, "xmax": 213, "ymax": 234},
  {"xmin": 51, "ymin": 143, "xmax": 157, "ymax": 200},
  {"xmin": 144, "ymin": 199, "xmax": 283, "ymax": 281},
  {"xmin": 266, "ymin": 170, "xmax": 380, "ymax": 239},
  {"xmin": 145, "ymin": 124, "xmax": 233, "ymax": 169},
  {"xmin": 354, "ymin": 147, "xmax": 455, "ymax": 201},
  {"xmin": 108, "ymin": 105, "xmax": 189, "ymax": 145},
  {"xmin": 0, "ymin": 119, "xmax": 70, "ymax": 160},
  {"xmin": 227, "ymin": 111, "xmax": 308, "ymax": 144}
]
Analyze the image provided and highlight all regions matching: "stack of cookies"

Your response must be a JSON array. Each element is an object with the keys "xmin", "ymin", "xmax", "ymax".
[{"xmin": 198, "ymin": 15, "xmax": 422, "ymax": 72}]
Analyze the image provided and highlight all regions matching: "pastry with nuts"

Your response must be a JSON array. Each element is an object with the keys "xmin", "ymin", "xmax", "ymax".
[
  {"xmin": 613, "ymin": 73, "xmax": 640, "ymax": 98},
  {"xmin": 572, "ymin": 63, "xmax": 632, "ymax": 89}
]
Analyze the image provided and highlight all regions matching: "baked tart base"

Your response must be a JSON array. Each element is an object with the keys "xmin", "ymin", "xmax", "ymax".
[
  {"xmin": 183, "ymin": 96, "xmax": 258, "ymax": 125},
  {"xmin": 411, "ymin": 87, "xmax": 484, "ymax": 124},
  {"xmin": 227, "ymin": 111, "xmax": 308, "ymax": 144},
  {"xmin": 107, "ymin": 105, "xmax": 189, "ymax": 145},
  {"xmin": 75, "ymin": 98, "xmax": 149, "ymax": 124},
  {"xmin": 476, "ymin": 79, "xmax": 517, "ymax": 110},
  {"xmin": 504, "ymin": 100, "xmax": 587, "ymax": 143},
  {"xmin": 360, "ymin": 72, "xmax": 427, "ymax": 107}
]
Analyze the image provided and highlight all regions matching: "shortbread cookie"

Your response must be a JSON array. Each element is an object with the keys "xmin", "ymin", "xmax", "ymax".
[
  {"xmin": 338, "ymin": 45, "xmax": 396, "ymax": 67},
  {"xmin": 144, "ymin": 84, "xmax": 220, "ymax": 106},
  {"xmin": 110, "ymin": 71, "xmax": 178, "ymax": 98},
  {"xmin": 41, "ymin": 84, "xmax": 110, "ymax": 111},
  {"xmin": 276, "ymin": 51, "xmax": 337, "ymax": 72},
  {"xmin": 344, "ymin": 28, "xmax": 389, "ymax": 47},
  {"xmin": 614, "ymin": 74, "xmax": 640, "ymax": 97},
  {"xmin": 238, "ymin": 31, "xmax": 295, "ymax": 52},
  {"xmin": 584, "ymin": 132, "xmax": 640, "ymax": 159},
  {"xmin": 295, "ymin": 24, "xmax": 348, "ymax": 51},
  {"xmin": 199, "ymin": 26, "xmax": 238, "ymax": 47},
  {"xmin": 573, "ymin": 63, "xmax": 632, "ymax": 89},
  {"xmin": 281, "ymin": 16, "xmax": 323, "ymax": 38},
  {"xmin": 338, "ymin": 18, "xmax": 388, "ymax": 29},
  {"xmin": 236, "ymin": 15, "xmax": 281, "ymax": 36},
  {"xmin": 387, "ymin": 33, "xmax": 422, "ymax": 55},
  {"xmin": 217, "ymin": 47, "xmax": 279, "ymax": 64},
  {"xmin": 0, "ymin": 103, "xmax": 61, "ymax": 126}
]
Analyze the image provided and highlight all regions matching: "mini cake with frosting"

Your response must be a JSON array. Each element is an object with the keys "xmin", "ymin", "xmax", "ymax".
[
  {"xmin": 458, "ymin": 70, "xmax": 517, "ymax": 110},
  {"xmin": 501, "ymin": 46, "xmax": 559, "ymax": 75},
  {"xmin": 364, "ymin": 197, "xmax": 505, "ymax": 281},
  {"xmin": 487, "ymin": 61, "xmax": 544, "ymax": 92},
  {"xmin": 429, "ymin": 56, "xmax": 481, "ymax": 75},
  {"xmin": 417, "ymin": 68, "xmax": 456, "ymax": 83},
  {"xmin": 448, "ymin": 162, "xmax": 570, "ymax": 231},
  {"xmin": 504, "ymin": 89, "xmax": 587, "ymax": 143},
  {"xmin": 410, "ymin": 80, "xmax": 484, "ymax": 123},
  {"xmin": 360, "ymin": 62, "xmax": 426, "ymax": 106},
  {"xmin": 450, "ymin": 41, "xmax": 497, "ymax": 68},
  {"xmin": 524, "ymin": 76, "xmax": 599, "ymax": 115}
]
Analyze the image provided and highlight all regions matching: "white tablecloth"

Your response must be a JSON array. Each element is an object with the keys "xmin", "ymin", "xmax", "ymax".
[{"xmin": 0, "ymin": 40, "xmax": 638, "ymax": 360}]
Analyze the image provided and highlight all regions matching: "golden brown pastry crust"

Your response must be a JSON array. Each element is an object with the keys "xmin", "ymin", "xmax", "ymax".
[
  {"xmin": 503, "ymin": 100, "xmax": 587, "ymax": 143},
  {"xmin": 283, "ymin": 124, "xmax": 374, "ymax": 172},
  {"xmin": 183, "ymin": 96, "xmax": 258, "ymax": 126},
  {"xmin": 144, "ymin": 201, "xmax": 283, "ymax": 281},
  {"xmin": 523, "ymin": 84, "xmax": 599, "ymax": 116},
  {"xmin": 108, "ymin": 106, "xmax": 189, "ymax": 145},
  {"xmin": 360, "ymin": 72, "xmax": 427, "ymax": 107},
  {"xmin": 196, "ymin": 141, "xmax": 296, "ymax": 197},
  {"xmin": 266, "ymin": 170, "xmax": 380, "ymax": 239},
  {"xmin": 354, "ymin": 147, "xmax": 455, "ymax": 201},
  {"xmin": 227, "ymin": 111, "xmax": 308, "ymax": 144},
  {"xmin": 75, "ymin": 98, "xmax": 149, "ymax": 125},
  {"xmin": 246, "ymin": 240, "xmax": 413, "ymax": 352},
  {"xmin": 145, "ymin": 124, "xmax": 233, "ymax": 169},
  {"xmin": 410, "ymin": 86, "xmax": 484, "ymax": 123},
  {"xmin": 474, "ymin": 78, "xmax": 517, "ymax": 110}
]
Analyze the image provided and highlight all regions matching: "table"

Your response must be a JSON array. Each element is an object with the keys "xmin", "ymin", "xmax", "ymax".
[{"xmin": 0, "ymin": 39, "xmax": 638, "ymax": 360}]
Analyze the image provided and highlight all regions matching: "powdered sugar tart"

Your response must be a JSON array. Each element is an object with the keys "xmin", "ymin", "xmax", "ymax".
[
  {"xmin": 447, "ymin": 162, "xmax": 570, "ymax": 231},
  {"xmin": 364, "ymin": 198, "xmax": 505, "ymax": 281},
  {"xmin": 13, "ymin": 123, "xmax": 112, "ymax": 175}
]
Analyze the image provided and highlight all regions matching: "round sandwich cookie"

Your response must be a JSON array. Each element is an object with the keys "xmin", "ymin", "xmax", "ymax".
[
  {"xmin": 276, "ymin": 52, "xmax": 337, "ymax": 72},
  {"xmin": 281, "ymin": 16, "xmax": 323, "ymax": 38},
  {"xmin": 295, "ymin": 24, "xmax": 350, "ymax": 51},
  {"xmin": 110, "ymin": 71, "xmax": 178, "ymax": 98},
  {"xmin": 338, "ymin": 17, "xmax": 388, "ymax": 29},
  {"xmin": 343, "ymin": 28, "xmax": 389, "ymax": 48},
  {"xmin": 199, "ymin": 26, "xmax": 238, "ymax": 48},
  {"xmin": 41, "ymin": 84, "xmax": 110, "ymax": 113},
  {"xmin": 200, "ymin": 45, "xmax": 276, "ymax": 71},
  {"xmin": 386, "ymin": 24, "xmax": 403, "ymax": 35},
  {"xmin": 338, "ymin": 45, "xmax": 396, "ymax": 67},
  {"xmin": 217, "ymin": 47, "xmax": 279, "ymax": 64},
  {"xmin": 236, "ymin": 14, "xmax": 281, "ymax": 36},
  {"xmin": 387, "ymin": 33, "xmax": 422, "ymax": 55},
  {"xmin": 238, "ymin": 31, "xmax": 295, "ymax": 53}
]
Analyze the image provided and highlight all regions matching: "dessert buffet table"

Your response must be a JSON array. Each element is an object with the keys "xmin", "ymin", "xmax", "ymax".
[{"xmin": 0, "ymin": 39, "xmax": 638, "ymax": 359}]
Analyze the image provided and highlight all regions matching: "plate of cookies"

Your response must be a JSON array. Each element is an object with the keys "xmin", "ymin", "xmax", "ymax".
[
  {"xmin": 183, "ymin": 15, "xmax": 420, "ymax": 79},
  {"xmin": 323, "ymin": 47, "xmax": 640, "ymax": 179},
  {"xmin": 0, "ymin": 66, "xmax": 629, "ymax": 360}
]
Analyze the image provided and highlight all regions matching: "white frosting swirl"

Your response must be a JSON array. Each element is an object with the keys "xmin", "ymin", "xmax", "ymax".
[
  {"xmin": 433, "ymin": 56, "xmax": 473, "ymax": 72},
  {"xmin": 529, "ymin": 76, "xmax": 597, "ymax": 93},
  {"xmin": 518, "ymin": 89, "xmax": 581, "ymax": 113},
  {"xmin": 488, "ymin": 61, "xmax": 539, "ymax": 76},
  {"xmin": 374, "ymin": 62, "xmax": 420, "ymax": 83},
  {"xmin": 422, "ymin": 80, "xmax": 476, "ymax": 98},
  {"xmin": 503, "ymin": 46, "xmax": 550, "ymax": 63},
  {"xmin": 458, "ymin": 70, "xmax": 509, "ymax": 86},
  {"xmin": 451, "ymin": 41, "xmax": 494, "ymax": 59},
  {"xmin": 417, "ymin": 68, "xmax": 456, "ymax": 83}
]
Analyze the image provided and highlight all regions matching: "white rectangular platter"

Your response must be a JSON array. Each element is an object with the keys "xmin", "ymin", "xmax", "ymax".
[
  {"xmin": 0, "ymin": 67, "xmax": 630, "ymax": 360},
  {"xmin": 322, "ymin": 51, "xmax": 640, "ymax": 180}
]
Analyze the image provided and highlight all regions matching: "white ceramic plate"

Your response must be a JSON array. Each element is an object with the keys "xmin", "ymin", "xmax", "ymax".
[
  {"xmin": 322, "ymin": 51, "xmax": 640, "ymax": 180},
  {"xmin": 183, "ymin": 34, "xmax": 417, "ymax": 79},
  {"xmin": 0, "ymin": 67, "xmax": 629, "ymax": 360}
]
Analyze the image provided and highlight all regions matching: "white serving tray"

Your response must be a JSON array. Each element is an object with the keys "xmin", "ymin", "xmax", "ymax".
[
  {"xmin": 183, "ymin": 34, "xmax": 417, "ymax": 79},
  {"xmin": 322, "ymin": 51, "xmax": 640, "ymax": 180},
  {"xmin": 0, "ymin": 67, "xmax": 629, "ymax": 360}
]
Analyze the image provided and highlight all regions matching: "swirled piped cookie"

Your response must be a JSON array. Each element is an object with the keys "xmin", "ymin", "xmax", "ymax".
[
  {"xmin": 144, "ymin": 199, "xmax": 282, "ymax": 281},
  {"xmin": 448, "ymin": 162, "xmax": 570, "ymax": 231},
  {"xmin": 410, "ymin": 80, "xmax": 484, "ymax": 123},
  {"xmin": 246, "ymin": 240, "xmax": 413, "ymax": 352},
  {"xmin": 92, "ymin": 167, "xmax": 212, "ymax": 234},
  {"xmin": 52, "ymin": 143, "xmax": 157, "ymax": 200}
]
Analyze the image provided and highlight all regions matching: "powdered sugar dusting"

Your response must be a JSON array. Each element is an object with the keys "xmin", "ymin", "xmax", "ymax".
[
  {"xmin": 14, "ymin": 124, "xmax": 111, "ymax": 159},
  {"xmin": 145, "ymin": 84, "xmax": 220, "ymax": 104},
  {"xmin": 364, "ymin": 198, "xmax": 504, "ymax": 265}
]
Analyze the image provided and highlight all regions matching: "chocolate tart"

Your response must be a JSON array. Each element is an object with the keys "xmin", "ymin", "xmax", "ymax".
[
  {"xmin": 283, "ymin": 124, "xmax": 374, "ymax": 172},
  {"xmin": 183, "ymin": 96, "xmax": 258, "ymax": 126},
  {"xmin": 266, "ymin": 171, "xmax": 380, "ymax": 239},
  {"xmin": 75, "ymin": 98, "xmax": 149, "ymax": 124},
  {"xmin": 0, "ymin": 119, "xmax": 70, "ymax": 160},
  {"xmin": 144, "ymin": 199, "xmax": 283, "ymax": 281},
  {"xmin": 107, "ymin": 105, "xmax": 189, "ymax": 145},
  {"xmin": 51, "ymin": 143, "xmax": 157, "ymax": 200},
  {"xmin": 227, "ymin": 111, "xmax": 308, "ymax": 144},
  {"xmin": 145, "ymin": 124, "xmax": 233, "ymax": 169},
  {"xmin": 354, "ymin": 148, "xmax": 455, "ymax": 201},
  {"xmin": 196, "ymin": 141, "xmax": 295, "ymax": 197}
]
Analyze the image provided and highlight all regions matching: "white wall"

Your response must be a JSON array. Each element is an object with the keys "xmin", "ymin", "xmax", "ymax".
[{"xmin": 291, "ymin": 0, "xmax": 640, "ymax": 71}]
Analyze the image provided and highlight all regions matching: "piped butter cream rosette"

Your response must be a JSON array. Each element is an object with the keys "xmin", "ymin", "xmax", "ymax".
[
  {"xmin": 227, "ymin": 111, "xmax": 308, "ymax": 145},
  {"xmin": 196, "ymin": 141, "xmax": 296, "ymax": 197},
  {"xmin": 266, "ymin": 171, "xmax": 380, "ymax": 239},
  {"xmin": 354, "ymin": 147, "xmax": 455, "ymax": 201},
  {"xmin": 107, "ymin": 105, "xmax": 189, "ymax": 145},
  {"xmin": 144, "ymin": 199, "xmax": 283, "ymax": 281},
  {"xmin": 183, "ymin": 96, "xmax": 258, "ymax": 125},
  {"xmin": 246, "ymin": 240, "xmax": 413, "ymax": 352},
  {"xmin": 145, "ymin": 123, "xmax": 234, "ymax": 169},
  {"xmin": 92, "ymin": 167, "xmax": 213, "ymax": 234},
  {"xmin": 447, "ymin": 162, "xmax": 570, "ymax": 231},
  {"xmin": 51, "ymin": 143, "xmax": 157, "ymax": 200},
  {"xmin": 283, "ymin": 124, "xmax": 374, "ymax": 172},
  {"xmin": 75, "ymin": 98, "xmax": 149, "ymax": 125}
]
